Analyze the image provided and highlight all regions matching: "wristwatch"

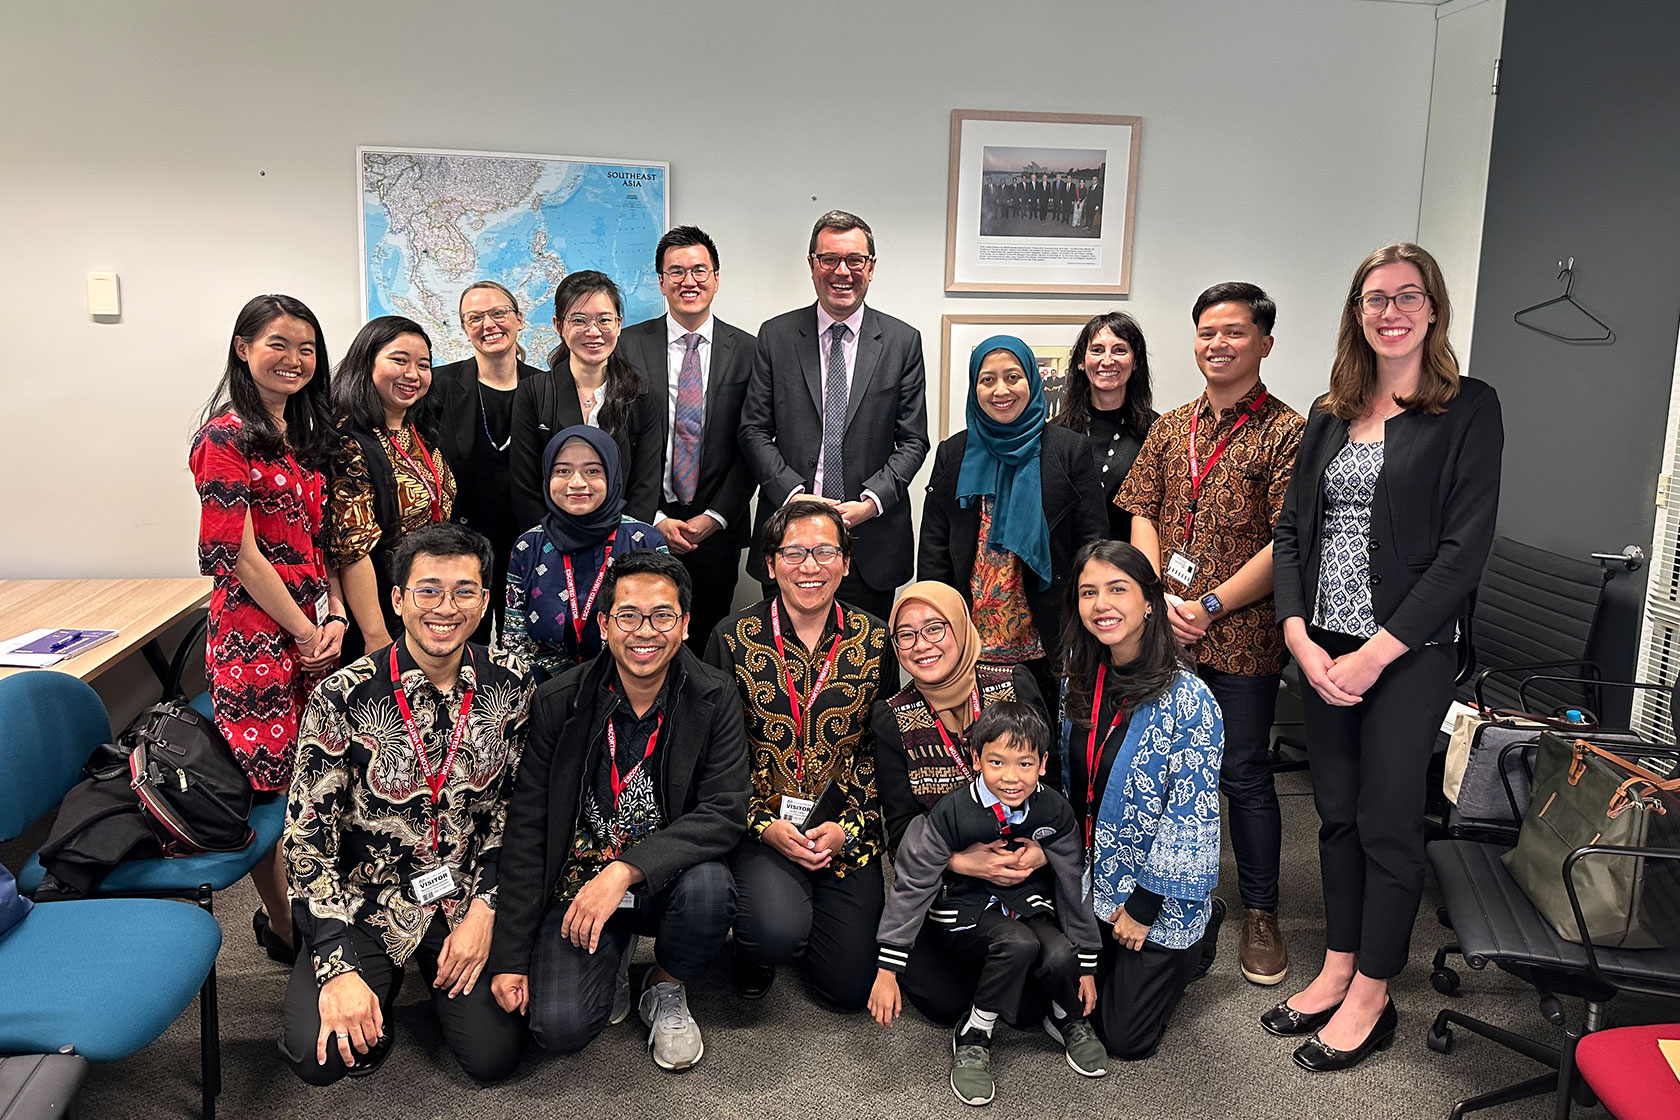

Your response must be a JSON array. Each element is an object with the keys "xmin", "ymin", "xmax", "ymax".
[
  {"xmin": 1200, "ymin": 592, "xmax": 1225, "ymax": 618},
  {"xmin": 323, "ymin": 613, "xmax": 349, "ymax": 627}
]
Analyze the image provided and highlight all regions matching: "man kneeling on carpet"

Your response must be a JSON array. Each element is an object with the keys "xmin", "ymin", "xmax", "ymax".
[
  {"xmin": 869, "ymin": 701, "xmax": 1107, "ymax": 1106},
  {"xmin": 281, "ymin": 523, "xmax": 533, "ymax": 1085},
  {"xmin": 489, "ymin": 550, "xmax": 749, "ymax": 1070}
]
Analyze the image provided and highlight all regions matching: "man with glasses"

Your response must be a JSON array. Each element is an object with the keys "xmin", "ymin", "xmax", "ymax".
[
  {"xmin": 617, "ymin": 226, "xmax": 758, "ymax": 650},
  {"xmin": 282, "ymin": 523, "xmax": 532, "ymax": 1086},
  {"xmin": 705, "ymin": 500, "xmax": 894, "ymax": 1008},
  {"xmin": 490, "ymin": 550, "xmax": 749, "ymax": 1071},
  {"xmin": 740, "ymin": 210, "xmax": 930, "ymax": 620}
]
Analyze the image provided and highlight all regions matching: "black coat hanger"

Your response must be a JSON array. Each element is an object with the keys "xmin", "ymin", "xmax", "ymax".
[{"xmin": 1513, "ymin": 257, "xmax": 1615, "ymax": 344}]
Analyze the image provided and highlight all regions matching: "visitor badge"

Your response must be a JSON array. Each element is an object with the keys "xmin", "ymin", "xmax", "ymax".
[
  {"xmin": 779, "ymin": 794, "xmax": 815, "ymax": 828},
  {"xmin": 616, "ymin": 888, "xmax": 637, "ymax": 910},
  {"xmin": 1165, "ymin": 551, "xmax": 1199, "ymax": 589},
  {"xmin": 314, "ymin": 590, "xmax": 330, "ymax": 624},
  {"xmin": 411, "ymin": 866, "xmax": 457, "ymax": 906}
]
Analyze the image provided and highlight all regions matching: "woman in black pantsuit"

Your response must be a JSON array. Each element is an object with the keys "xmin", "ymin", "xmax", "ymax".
[{"xmin": 1270, "ymin": 242, "xmax": 1502, "ymax": 1072}]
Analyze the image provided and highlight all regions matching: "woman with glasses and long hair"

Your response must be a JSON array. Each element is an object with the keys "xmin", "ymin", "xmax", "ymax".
[
  {"xmin": 328, "ymin": 315, "xmax": 454, "ymax": 657},
  {"xmin": 509, "ymin": 271, "xmax": 661, "ymax": 531},
  {"xmin": 191, "ymin": 293, "xmax": 345, "ymax": 965},
  {"xmin": 869, "ymin": 580, "xmax": 1049, "ymax": 1025},
  {"xmin": 1268, "ymin": 243, "xmax": 1501, "ymax": 1072},
  {"xmin": 1050, "ymin": 312, "xmax": 1158, "ymax": 541},
  {"xmin": 1059, "ymin": 539, "xmax": 1224, "ymax": 1061},
  {"xmin": 504, "ymin": 425, "xmax": 665, "ymax": 679}
]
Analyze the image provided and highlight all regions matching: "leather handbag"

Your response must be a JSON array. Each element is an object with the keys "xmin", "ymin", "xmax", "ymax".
[{"xmin": 1502, "ymin": 732, "xmax": 1680, "ymax": 947}]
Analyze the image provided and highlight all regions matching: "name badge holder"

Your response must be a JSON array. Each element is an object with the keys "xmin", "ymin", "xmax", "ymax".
[{"xmin": 410, "ymin": 865, "xmax": 457, "ymax": 906}]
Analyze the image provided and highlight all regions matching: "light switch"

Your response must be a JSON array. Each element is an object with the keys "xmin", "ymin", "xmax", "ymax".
[{"xmin": 87, "ymin": 272, "xmax": 120, "ymax": 316}]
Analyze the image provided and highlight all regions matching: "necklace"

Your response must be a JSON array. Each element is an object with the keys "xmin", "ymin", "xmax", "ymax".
[{"xmin": 477, "ymin": 386, "xmax": 511, "ymax": 452}]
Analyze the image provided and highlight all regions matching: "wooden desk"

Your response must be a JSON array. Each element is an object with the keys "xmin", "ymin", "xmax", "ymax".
[{"xmin": 0, "ymin": 578, "xmax": 212, "ymax": 683}]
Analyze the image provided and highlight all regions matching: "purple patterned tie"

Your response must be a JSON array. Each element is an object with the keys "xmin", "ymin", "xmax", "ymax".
[{"xmin": 672, "ymin": 332, "xmax": 704, "ymax": 504}]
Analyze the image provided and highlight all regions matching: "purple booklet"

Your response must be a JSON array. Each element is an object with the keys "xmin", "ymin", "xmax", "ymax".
[{"xmin": 9, "ymin": 629, "xmax": 118, "ymax": 657}]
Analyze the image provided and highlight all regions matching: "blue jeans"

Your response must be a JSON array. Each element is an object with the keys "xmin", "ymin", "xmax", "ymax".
[{"xmin": 1198, "ymin": 667, "xmax": 1281, "ymax": 912}]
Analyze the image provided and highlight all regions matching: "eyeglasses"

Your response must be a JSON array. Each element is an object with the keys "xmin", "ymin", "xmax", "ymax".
[
  {"xmin": 404, "ymin": 586, "xmax": 485, "ymax": 610},
  {"xmin": 609, "ymin": 608, "xmax": 682, "ymax": 633},
  {"xmin": 463, "ymin": 307, "xmax": 518, "ymax": 328},
  {"xmin": 563, "ymin": 313, "xmax": 621, "ymax": 331},
  {"xmin": 661, "ymin": 264, "xmax": 714, "ymax": 281},
  {"xmin": 811, "ymin": 253, "xmax": 874, "ymax": 273},
  {"xmin": 891, "ymin": 620, "xmax": 950, "ymax": 649},
  {"xmin": 1357, "ymin": 290, "xmax": 1429, "ymax": 316},
  {"xmin": 775, "ymin": 544, "xmax": 844, "ymax": 566}
]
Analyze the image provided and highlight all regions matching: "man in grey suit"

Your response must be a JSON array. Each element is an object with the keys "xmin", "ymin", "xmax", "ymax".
[
  {"xmin": 617, "ymin": 226, "xmax": 757, "ymax": 650},
  {"xmin": 739, "ymin": 211, "xmax": 930, "ymax": 620}
]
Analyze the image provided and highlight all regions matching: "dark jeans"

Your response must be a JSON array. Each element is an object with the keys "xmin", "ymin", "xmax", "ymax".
[
  {"xmin": 1303, "ymin": 627, "xmax": 1455, "ymax": 979},
  {"xmin": 280, "ymin": 920, "xmax": 523, "ymax": 1085},
  {"xmin": 1094, "ymin": 923, "xmax": 1199, "ymax": 1061},
  {"xmin": 527, "ymin": 860, "xmax": 736, "ymax": 1054},
  {"xmin": 1198, "ymin": 666, "xmax": 1282, "ymax": 912},
  {"xmin": 730, "ymin": 840, "xmax": 884, "ymax": 1010}
]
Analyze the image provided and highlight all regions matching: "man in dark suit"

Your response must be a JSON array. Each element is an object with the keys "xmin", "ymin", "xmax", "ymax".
[
  {"xmin": 739, "ymin": 211, "xmax": 930, "ymax": 620},
  {"xmin": 617, "ymin": 226, "xmax": 757, "ymax": 650}
]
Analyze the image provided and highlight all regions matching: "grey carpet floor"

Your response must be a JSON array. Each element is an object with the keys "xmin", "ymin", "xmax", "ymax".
[{"xmin": 16, "ymin": 772, "xmax": 1656, "ymax": 1119}]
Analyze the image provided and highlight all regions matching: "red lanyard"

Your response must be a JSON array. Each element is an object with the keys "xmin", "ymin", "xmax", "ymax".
[
  {"xmin": 385, "ymin": 426, "xmax": 444, "ymax": 523},
  {"xmin": 926, "ymin": 688, "xmax": 982, "ymax": 781},
  {"xmin": 390, "ymin": 644, "xmax": 474, "ymax": 852},
  {"xmin": 1085, "ymin": 663, "xmax": 1128, "ymax": 850},
  {"xmin": 606, "ymin": 708, "xmax": 664, "ymax": 806},
  {"xmin": 770, "ymin": 600, "xmax": 844, "ymax": 785},
  {"xmin": 563, "ymin": 530, "xmax": 618, "ymax": 649},
  {"xmin": 988, "ymin": 799, "xmax": 1015, "ymax": 838},
  {"xmin": 1183, "ymin": 392, "xmax": 1268, "ymax": 541}
]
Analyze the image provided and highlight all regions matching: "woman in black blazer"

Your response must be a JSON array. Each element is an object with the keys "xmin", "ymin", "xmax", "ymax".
[
  {"xmin": 919, "ymin": 335, "xmax": 1106, "ymax": 746},
  {"xmin": 1050, "ymin": 311, "xmax": 1158, "ymax": 541},
  {"xmin": 1269, "ymin": 243, "xmax": 1502, "ymax": 1072},
  {"xmin": 509, "ymin": 271, "xmax": 661, "ymax": 531}
]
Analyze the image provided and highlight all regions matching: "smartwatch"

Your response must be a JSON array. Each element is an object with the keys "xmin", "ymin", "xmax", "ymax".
[{"xmin": 1200, "ymin": 592, "xmax": 1225, "ymax": 618}]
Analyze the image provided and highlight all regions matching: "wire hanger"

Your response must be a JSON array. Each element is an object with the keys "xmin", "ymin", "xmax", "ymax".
[{"xmin": 1513, "ymin": 257, "xmax": 1615, "ymax": 344}]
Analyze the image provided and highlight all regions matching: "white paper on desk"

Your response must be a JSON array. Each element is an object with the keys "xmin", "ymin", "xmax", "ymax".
[
  {"xmin": 0, "ymin": 628, "xmax": 68, "ymax": 667},
  {"xmin": 1439, "ymin": 699, "xmax": 1479, "ymax": 737}
]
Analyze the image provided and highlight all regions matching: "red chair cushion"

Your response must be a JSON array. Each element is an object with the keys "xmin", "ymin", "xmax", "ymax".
[{"xmin": 1575, "ymin": 1024, "xmax": 1680, "ymax": 1120}]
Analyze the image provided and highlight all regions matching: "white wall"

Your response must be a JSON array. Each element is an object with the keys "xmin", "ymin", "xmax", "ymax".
[{"xmin": 0, "ymin": 0, "xmax": 1437, "ymax": 578}]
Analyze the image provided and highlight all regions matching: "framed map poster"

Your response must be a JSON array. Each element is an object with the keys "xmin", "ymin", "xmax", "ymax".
[
  {"xmin": 939, "ymin": 314, "xmax": 1090, "ymax": 441},
  {"xmin": 359, "ymin": 146, "xmax": 670, "ymax": 365}
]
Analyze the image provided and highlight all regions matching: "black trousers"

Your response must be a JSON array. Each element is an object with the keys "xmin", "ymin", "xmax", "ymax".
[
  {"xmin": 471, "ymin": 528, "xmax": 516, "ymax": 646},
  {"xmin": 280, "ymin": 920, "xmax": 523, "ymax": 1085},
  {"xmin": 526, "ymin": 860, "xmax": 736, "ymax": 1054},
  {"xmin": 943, "ymin": 910, "xmax": 1081, "ymax": 1021},
  {"xmin": 1094, "ymin": 924, "xmax": 1198, "ymax": 1061},
  {"xmin": 836, "ymin": 574, "xmax": 894, "ymax": 623},
  {"xmin": 1198, "ymin": 667, "xmax": 1283, "ymax": 912},
  {"xmin": 678, "ymin": 533, "xmax": 744, "ymax": 653},
  {"xmin": 1303, "ymin": 627, "xmax": 1455, "ymax": 980},
  {"xmin": 730, "ymin": 840, "xmax": 883, "ymax": 1010}
]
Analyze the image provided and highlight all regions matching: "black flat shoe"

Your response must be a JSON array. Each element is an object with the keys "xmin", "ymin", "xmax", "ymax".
[
  {"xmin": 1292, "ymin": 1000, "xmax": 1398, "ymax": 1072},
  {"xmin": 730, "ymin": 952, "xmax": 775, "ymax": 1000},
  {"xmin": 1261, "ymin": 996, "xmax": 1342, "ymax": 1037},
  {"xmin": 253, "ymin": 907, "xmax": 297, "ymax": 966}
]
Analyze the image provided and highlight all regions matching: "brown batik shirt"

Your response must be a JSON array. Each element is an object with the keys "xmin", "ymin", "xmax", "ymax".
[{"xmin": 1116, "ymin": 381, "xmax": 1304, "ymax": 676}]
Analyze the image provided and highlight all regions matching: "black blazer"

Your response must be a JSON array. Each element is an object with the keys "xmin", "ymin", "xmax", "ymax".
[
  {"xmin": 616, "ymin": 315, "xmax": 758, "ymax": 547},
  {"xmin": 431, "ymin": 357, "xmax": 541, "ymax": 514},
  {"xmin": 508, "ymin": 365, "xmax": 662, "ymax": 531},
  {"xmin": 487, "ymin": 646, "xmax": 750, "ymax": 976},
  {"xmin": 739, "ymin": 303, "xmax": 931, "ymax": 590},
  {"xmin": 917, "ymin": 425, "xmax": 1107, "ymax": 657},
  {"xmin": 1273, "ymin": 377, "xmax": 1503, "ymax": 649}
]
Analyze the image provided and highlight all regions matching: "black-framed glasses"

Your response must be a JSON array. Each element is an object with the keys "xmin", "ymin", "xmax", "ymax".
[
  {"xmin": 563, "ymin": 313, "xmax": 621, "ymax": 331},
  {"xmin": 775, "ymin": 544, "xmax": 844, "ymax": 566},
  {"xmin": 609, "ymin": 608, "xmax": 681, "ymax": 633},
  {"xmin": 404, "ymin": 586, "xmax": 485, "ymax": 610},
  {"xmin": 1356, "ymin": 290, "xmax": 1429, "ymax": 316},
  {"xmin": 811, "ymin": 253, "xmax": 874, "ymax": 273},
  {"xmin": 463, "ymin": 307, "xmax": 518, "ymax": 328},
  {"xmin": 661, "ymin": 264, "xmax": 714, "ymax": 281},
  {"xmin": 891, "ymin": 620, "xmax": 950, "ymax": 649}
]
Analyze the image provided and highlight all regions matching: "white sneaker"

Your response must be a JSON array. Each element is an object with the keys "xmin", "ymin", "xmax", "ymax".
[
  {"xmin": 610, "ymin": 934, "xmax": 639, "ymax": 1025},
  {"xmin": 638, "ymin": 978, "xmax": 704, "ymax": 1070}
]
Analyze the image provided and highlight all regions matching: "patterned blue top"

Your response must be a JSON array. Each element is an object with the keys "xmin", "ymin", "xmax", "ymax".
[
  {"xmin": 1312, "ymin": 439, "xmax": 1385, "ymax": 639},
  {"xmin": 1059, "ymin": 667, "xmax": 1224, "ymax": 949}
]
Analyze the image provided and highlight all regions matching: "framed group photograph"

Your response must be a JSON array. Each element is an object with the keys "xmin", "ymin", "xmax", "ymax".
[
  {"xmin": 939, "ymin": 314, "xmax": 1091, "ymax": 441},
  {"xmin": 944, "ymin": 110, "xmax": 1141, "ymax": 296}
]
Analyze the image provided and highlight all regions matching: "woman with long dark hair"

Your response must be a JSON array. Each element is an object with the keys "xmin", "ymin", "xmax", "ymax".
[
  {"xmin": 1058, "ymin": 539, "xmax": 1224, "ymax": 1061},
  {"xmin": 191, "ymin": 293, "xmax": 344, "ymax": 963},
  {"xmin": 328, "ymin": 315, "xmax": 454, "ymax": 655},
  {"xmin": 1051, "ymin": 312, "xmax": 1158, "ymax": 541},
  {"xmin": 509, "ymin": 271, "xmax": 661, "ymax": 529},
  {"xmin": 1268, "ymin": 243, "xmax": 1501, "ymax": 1072}
]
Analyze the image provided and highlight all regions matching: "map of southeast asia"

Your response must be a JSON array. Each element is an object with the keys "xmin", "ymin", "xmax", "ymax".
[{"xmin": 360, "ymin": 147, "xmax": 670, "ymax": 365}]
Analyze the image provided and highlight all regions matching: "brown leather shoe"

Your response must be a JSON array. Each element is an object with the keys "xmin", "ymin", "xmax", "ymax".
[{"xmin": 1239, "ymin": 908, "xmax": 1289, "ymax": 986}]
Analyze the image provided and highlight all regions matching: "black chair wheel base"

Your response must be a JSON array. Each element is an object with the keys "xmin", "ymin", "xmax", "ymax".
[
  {"xmin": 1431, "ymin": 968, "xmax": 1461, "ymax": 996},
  {"xmin": 1427, "ymin": 1024, "xmax": 1454, "ymax": 1054}
]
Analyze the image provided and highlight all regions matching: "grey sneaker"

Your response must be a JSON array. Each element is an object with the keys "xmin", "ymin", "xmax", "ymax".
[
  {"xmin": 610, "ymin": 934, "xmax": 639, "ymax": 1025},
  {"xmin": 638, "ymin": 979, "xmax": 704, "ymax": 1070},
  {"xmin": 950, "ymin": 1026, "xmax": 995, "ymax": 1106},
  {"xmin": 1043, "ymin": 1015, "xmax": 1109, "ymax": 1078}
]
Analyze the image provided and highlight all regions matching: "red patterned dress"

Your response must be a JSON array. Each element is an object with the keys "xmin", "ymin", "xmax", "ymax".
[{"xmin": 190, "ymin": 412, "xmax": 333, "ymax": 791}]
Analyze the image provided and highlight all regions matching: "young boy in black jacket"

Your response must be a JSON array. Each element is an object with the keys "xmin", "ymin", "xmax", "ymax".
[{"xmin": 869, "ymin": 701, "xmax": 1107, "ymax": 1106}]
